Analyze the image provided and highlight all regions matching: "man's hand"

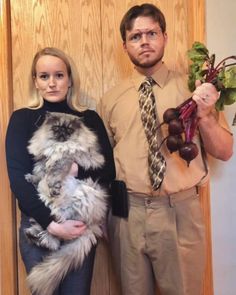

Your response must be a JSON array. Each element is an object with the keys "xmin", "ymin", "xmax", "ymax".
[{"xmin": 192, "ymin": 80, "xmax": 220, "ymax": 118}]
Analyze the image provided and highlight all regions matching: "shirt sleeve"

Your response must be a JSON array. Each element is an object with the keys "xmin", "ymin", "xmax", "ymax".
[
  {"xmin": 77, "ymin": 110, "xmax": 116, "ymax": 185},
  {"xmin": 5, "ymin": 109, "xmax": 53, "ymax": 229},
  {"xmin": 217, "ymin": 110, "xmax": 233, "ymax": 134},
  {"xmin": 97, "ymin": 97, "xmax": 115, "ymax": 147}
]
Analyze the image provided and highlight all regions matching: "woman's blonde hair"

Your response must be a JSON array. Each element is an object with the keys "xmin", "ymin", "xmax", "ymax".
[{"xmin": 28, "ymin": 47, "xmax": 86, "ymax": 112}]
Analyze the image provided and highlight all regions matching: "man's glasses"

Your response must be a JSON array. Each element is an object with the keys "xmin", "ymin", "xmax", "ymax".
[{"xmin": 127, "ymin": 29, "xmax": 163, "ymax": 43}]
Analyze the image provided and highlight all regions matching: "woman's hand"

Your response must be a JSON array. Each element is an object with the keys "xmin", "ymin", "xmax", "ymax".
[
  {"xmin": 192, "ymin": 80, "xmax": 220, "ymax": 119},
  {"xmin": 47, "ymin": 220, "xmax": 86, "ymax": 240}
]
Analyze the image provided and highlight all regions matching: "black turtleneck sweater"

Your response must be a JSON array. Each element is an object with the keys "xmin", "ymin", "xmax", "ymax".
[{"xmin": 5, "ymin": 100, "xmax": 116, "ymax": 229}]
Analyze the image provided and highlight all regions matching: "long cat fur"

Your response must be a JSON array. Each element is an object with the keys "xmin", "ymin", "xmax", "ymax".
[{"xmin": 24, "ymin": 112, "xmax": 108, "ymax": 295}]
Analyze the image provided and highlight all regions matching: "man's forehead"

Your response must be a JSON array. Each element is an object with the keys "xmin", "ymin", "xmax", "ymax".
[
  {"xmin": 128, "ymin": 16, "xmax": 160, "ymax": 29},
  {"xmin": 127, "ymin": 24, "xmax": 161, "ymax": 34}
]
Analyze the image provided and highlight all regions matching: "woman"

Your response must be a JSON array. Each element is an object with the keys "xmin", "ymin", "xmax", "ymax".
[{"xmin": 5, "ymin": 47, "xmax": 115, "ymax": 294}]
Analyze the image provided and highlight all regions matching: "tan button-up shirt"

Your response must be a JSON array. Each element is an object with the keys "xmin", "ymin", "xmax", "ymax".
[{"xmin": 99, "ymin": 63, "xmax": 229, "ymax": 196}]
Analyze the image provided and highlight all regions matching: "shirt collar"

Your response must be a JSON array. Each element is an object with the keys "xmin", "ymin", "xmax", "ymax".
[{"xmin": 132, "ymin": 62, "xmax": 169, "ymax": 91}]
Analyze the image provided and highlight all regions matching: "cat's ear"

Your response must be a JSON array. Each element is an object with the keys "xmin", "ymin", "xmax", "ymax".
[
  {"xmin": 45, "ymin": 111, "xmax": 52, "ymax": 117},
  {"xmin": 45, "ymin": 112, "xmax": 54, "ymax": 121}
]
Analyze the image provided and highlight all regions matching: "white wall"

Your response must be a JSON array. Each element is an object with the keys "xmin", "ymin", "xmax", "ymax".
[{"xmin": 206, "ymin": 1, "xmax": 236, "ymax": 294}]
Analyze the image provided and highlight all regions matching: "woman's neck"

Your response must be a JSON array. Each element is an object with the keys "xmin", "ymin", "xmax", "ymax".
[{"xmin": 43, "ymin": 99, "xmax": 72, "ymax": 112}]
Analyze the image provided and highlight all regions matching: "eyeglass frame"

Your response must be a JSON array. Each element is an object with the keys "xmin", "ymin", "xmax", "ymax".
[{"xmin": 126, "ymin": 27, "xmax": 164, "ymax": 43}]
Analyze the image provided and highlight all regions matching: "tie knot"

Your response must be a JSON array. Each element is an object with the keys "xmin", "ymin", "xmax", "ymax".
[{"xmin": 140, "ymin": 77, "xmax": 155, "ymax": 91}]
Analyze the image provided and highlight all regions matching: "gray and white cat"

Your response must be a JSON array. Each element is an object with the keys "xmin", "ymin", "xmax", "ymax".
[{"xmin": 24, "ymin": 112, "xmax": 108, "ymax": 295}]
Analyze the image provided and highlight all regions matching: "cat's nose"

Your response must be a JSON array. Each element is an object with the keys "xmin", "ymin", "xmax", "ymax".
[{"xmin": 57, "ymin": 134, "xmax": 67, "ymax": 142}]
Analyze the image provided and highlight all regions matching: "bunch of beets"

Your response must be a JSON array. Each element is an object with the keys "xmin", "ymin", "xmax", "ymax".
[{"xmin": 159, "ymin": 42, "xmax": 236, "ymax": 166}]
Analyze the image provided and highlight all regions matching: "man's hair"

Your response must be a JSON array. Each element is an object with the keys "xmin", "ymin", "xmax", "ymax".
[{"xmin": 120, "ymin": 3, "xmax": 166, "ymax": 41}]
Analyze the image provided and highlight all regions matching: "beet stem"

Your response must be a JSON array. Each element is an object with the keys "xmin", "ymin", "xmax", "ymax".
[
  {"xmin": 180, "ymin": 100, "xmax": 197, "ymax": 121},
  {"xmin": 215, "ymin": 56, "xmax": 236, "ymax": 70},
  {"xmin": 176, "ymin": 97, "xmax": 192, "ymax": 111},
  {"xmin": 157, "ymin": 136, "xmax": 168, "ymax": 151}
]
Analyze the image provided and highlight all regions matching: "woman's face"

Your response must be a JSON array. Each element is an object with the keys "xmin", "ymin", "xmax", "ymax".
[{"xmin": 34, "ymin": 55, "xmax": 71, "ymax": 103}]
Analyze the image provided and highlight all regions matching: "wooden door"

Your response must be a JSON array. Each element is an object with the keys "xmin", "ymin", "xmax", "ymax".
[
  {"xmin": 0, "ymin": 1, "xmax": 17, "ymax": 295},
  {"xmin": 1, "ymin": 0, "xmax": 213, "ymax": 294}
]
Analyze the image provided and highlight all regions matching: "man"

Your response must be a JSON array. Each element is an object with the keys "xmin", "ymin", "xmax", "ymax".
[{"xmin": 99, "ymin": 3, "xmax": 233, "ymax": 295}]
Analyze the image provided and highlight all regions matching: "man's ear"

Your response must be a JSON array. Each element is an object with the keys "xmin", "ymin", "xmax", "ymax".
[{"xmin": 163, "ymin": 32, "xmax": 168, "ymax": 46}]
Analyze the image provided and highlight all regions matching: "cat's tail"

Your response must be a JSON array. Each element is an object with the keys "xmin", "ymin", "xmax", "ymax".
[{"xmin": 27, "ymin": 227, "xmax": 100, "ymax": 295}]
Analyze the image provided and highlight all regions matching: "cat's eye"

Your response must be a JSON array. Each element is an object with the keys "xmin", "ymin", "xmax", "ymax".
[
  {"xmin": 52, "ymin": 125, "xmax": 60, "ymax": 132},
  {"xmin": 51, "ymin": 125, "xmax": 74, "ymax": 136},
  {"xmin": 67, "ymin": 127, "xmax": 74, "ymax": 135}
]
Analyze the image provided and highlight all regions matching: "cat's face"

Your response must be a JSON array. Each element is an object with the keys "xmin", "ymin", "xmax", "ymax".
[
  {"xmin": 44, "ymin": 112, "xmax": 81, "ymax": 142},
  {"xmin": 51, "ymin": 123, "xmax": 74, "ymax": 142}
]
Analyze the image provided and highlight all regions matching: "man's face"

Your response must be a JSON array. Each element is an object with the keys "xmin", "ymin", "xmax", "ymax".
[{"xmin": 123, "ymin": 16, "xmax": 167, "ymax": 73}]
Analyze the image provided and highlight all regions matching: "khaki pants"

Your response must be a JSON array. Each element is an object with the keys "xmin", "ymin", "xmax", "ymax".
[{"xmin": 108, "ymin": 187, "xmax": 206, "ymax": 295}]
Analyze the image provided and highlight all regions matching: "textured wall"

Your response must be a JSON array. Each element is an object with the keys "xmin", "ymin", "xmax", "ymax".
[{"xmin": 206, "ymin": 1, "xmax": 236, "ymax": 294}]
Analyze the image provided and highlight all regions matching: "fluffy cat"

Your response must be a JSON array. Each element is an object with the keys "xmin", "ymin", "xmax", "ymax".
[{"xmin": 24, "ymin": 112, "xmax": 108, "ymax": 295}]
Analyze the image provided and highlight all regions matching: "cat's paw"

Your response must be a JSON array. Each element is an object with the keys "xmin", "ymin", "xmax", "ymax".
[
  {"xmin": 24, "ymin": 225, "xmax": 43, "ymax": 244},
  {"xmin": 25, "ymin": 173, "xmax": 33, "ymax": 183},
  {"xmin": 38, "ymin": 232, "xmax": 60, "ymax": 250},
  {"xmin": 25, "ymin": 174, "xmax": 40, "ymax": 187}
]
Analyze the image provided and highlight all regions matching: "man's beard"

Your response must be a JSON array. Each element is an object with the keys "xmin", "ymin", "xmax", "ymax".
[{"xmin": 128, "ymin": 53, "xmax": 164, "ymax": 69}]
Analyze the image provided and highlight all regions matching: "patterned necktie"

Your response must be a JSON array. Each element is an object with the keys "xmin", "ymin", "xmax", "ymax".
[{"xmin": 139, "ymin": 77, "xmax": 166, "ymax": 190}]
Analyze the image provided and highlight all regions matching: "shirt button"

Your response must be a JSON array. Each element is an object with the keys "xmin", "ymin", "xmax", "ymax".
[{"xmin": 146, "ymin": 199, "xmax": 152, "ymax": 205}]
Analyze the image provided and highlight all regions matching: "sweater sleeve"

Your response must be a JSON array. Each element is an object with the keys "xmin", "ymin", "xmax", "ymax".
[
  {"xmin": 5, "ymin": 109, "xmax": 53, "ymax": 229},
  {"xmin": 77, "ymin": 111, "xmax": 116, "ymax": 185}
]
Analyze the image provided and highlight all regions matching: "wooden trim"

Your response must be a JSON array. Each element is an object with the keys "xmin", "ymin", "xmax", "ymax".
[
  {"xmin": 199, "ymin": 183, "xmax": 214, "ymax": 295},
  {"xmin": 0, "ymin": 1, "xmax": 17, "ymax": 295},
  {"xmin": 187, "ymin": 1, "xmax": 213, "ymax": 294},
  {"xmin": 187, "ymin": 0, "xmax": 206, "ymax": 46}
]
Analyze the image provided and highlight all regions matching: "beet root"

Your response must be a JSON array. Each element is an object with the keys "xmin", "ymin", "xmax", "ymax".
[
  {"xmin": 166, "ymin": 135, "xmax": 184, "ymax": 153},
  {"xmin": 168, "ymin": 119, "xmax": 184, "ymax": 135},
  {"xmin": 179, "ymin": 142, "xmax": 199, "ymax": 166},
  {"xmin": 163, "ymin": 108, "xmax": 179, "ymax": 123}
]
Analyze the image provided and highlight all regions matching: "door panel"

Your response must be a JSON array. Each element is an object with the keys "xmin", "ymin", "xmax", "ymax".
[
  {"xmin": 10, "ymin": 0, "xmax": 102, "ymax": 110},
  {"xmin": 0, "ymin": 0, "xmax": 212, "ymax": 294}
]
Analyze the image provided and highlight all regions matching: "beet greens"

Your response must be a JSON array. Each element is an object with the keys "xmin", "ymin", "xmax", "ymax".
[{"xmin": 188, "ymin": 41, "xmax": 236, "ymax": 110}]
